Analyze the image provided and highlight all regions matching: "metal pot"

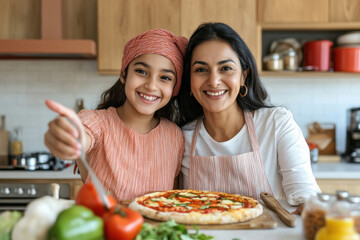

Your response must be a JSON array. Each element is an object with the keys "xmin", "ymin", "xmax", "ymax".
[{"xmin": 12, "ymin": 153, "xmax": 39, "ymax": 170}]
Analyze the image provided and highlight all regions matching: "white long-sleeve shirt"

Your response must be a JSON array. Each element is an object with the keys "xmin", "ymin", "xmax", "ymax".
[{"xmin": 181, "ymin": 107, "xmax": 321, "ymax": 205}]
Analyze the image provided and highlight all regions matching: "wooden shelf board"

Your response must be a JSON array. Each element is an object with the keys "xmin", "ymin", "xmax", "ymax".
[
  {"xmin": 260, "ymin": 22, "xmax": 360, "ymax": 31},
  {"xmin": 260, "ymin": 71, "xmax": 360, "ymax": 77}
]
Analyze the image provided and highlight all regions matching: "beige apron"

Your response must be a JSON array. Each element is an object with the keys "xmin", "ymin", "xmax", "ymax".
[{"xmin": 189, "ymin": 111, "xmax": 273, "ymax": 199}]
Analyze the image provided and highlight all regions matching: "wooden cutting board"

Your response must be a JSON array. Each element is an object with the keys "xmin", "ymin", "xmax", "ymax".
[
  {"xmin": 0, "ymin": 115, "xmax": 10, "ymax": 164},
  {"xmin": 120, "ymin": 202, "xmax": 277, "ymax": 230}
]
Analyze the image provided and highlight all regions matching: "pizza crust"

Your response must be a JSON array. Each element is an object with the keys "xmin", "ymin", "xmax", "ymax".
[{"xmin": 129, "ymin": 191, "xmax": 263, "ymax": 225}]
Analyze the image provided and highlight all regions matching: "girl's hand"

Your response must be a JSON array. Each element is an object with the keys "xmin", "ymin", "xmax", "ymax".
[{"xmin": 44, "ymin": 99, "xmax": 86, "ymax": 160}]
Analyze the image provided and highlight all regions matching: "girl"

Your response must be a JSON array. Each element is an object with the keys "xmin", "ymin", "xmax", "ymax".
[
  {"xmin": 44, "ymin": 29, "xmax": 188, "ymax": 201},
  {"xmin": 177, "ymin": 23, "xmax": 320, "ymax": 213}
]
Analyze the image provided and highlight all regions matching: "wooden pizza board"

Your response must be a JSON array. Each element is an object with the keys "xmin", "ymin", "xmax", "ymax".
[{"xmin": 120, "ymin": 202, "xmax": 277, "ymax": 230}]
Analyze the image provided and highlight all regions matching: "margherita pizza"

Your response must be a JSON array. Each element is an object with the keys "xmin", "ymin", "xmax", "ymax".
[{"xmin": 128, "ymin": 190, "xmax": 263, "ymax": 224}]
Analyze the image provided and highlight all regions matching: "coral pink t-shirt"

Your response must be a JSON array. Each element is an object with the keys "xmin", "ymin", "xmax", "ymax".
[{"xmin": 78, "ymin": 107, "xmax": 184, "ymax": 201}]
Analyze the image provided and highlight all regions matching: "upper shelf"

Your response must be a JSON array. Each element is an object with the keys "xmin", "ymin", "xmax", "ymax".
[
  {"xmin": 260, "ymin": 71, "xmax": 360, "ymax": 77},
  {"xmin": 260, "ymin": 22, "xmax": 360, "ymax": 31},
  {"xmin": 258, "ymin": 22, "xmax": 360, "ymax": 77}
]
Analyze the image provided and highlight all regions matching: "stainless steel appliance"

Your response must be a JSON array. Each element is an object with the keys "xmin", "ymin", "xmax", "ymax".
[
  {"xmin": 0, "ymin": 183, "xmax": 70, "ymax": 212},
  {"xmin": 345, "ymin": 107, "xmax": 360, "ymax": 163},
  {"xmin": 0, "ymin": 152, "xmax": 70, "ymax": 171}
]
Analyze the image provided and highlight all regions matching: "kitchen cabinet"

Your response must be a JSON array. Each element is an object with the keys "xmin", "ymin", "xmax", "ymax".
[
  {"xmin": 257, "ymin": 0, "xmax": 360, "ymax": 23},
  {"xmin": 316, "ymin": 179, "xmax": 360, "ymax": 195},
  {"xmin": 257, "ymin": 0, "xmax": 360, "ymax": 76},
  {"xmin": 97, "ymin": 0, "xmax": 257, "ymax": 74},
  {"xmin": 97, "ymin": 0, "xmax": 180, "ymax": 74},
  {"xmin": 257, "ymin": 0, "xmax": 328, "ymax": 23},
  {"xmin": 329, "ymin": 0, "xmax": 360, "ymax": 22},
  {"xmin": 0, "ymin": 0, "xmax": 96, "ymax": 40},
  {"xmin": 180, "ymin": 0, "xmax": 257, "ymax": 62}
]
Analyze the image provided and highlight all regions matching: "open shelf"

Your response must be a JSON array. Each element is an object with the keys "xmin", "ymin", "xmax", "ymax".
[{"xmin": 258, "ymin": 23, "xmax": 360, "ymax": 77}]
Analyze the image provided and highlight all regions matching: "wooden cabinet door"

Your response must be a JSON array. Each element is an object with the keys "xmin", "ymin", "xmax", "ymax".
[
  {"xmin": 316, "ymin": 179, "xmax": 360, "ymax": 195},
  {"xmin": 180, "ymin": 0, "xmax": 258, "ymax": 65},
  {"xmin": 97, "ymin": 0, "xmax": 180, "ymax": 74},
  {"xmin": 329, "ymin": 0, "xmax": 360, "ymax": 22},
  {"xmin": 257, "ymin": 0, "xmax": 328, "ymax": 23},
  {"xmin": 0, "ymin": 0, "xmax": 41, "ymax": 39}
]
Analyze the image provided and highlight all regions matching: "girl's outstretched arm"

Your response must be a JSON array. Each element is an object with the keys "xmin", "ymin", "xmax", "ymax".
[{"xmin": 44, "ymin": 99, "xmax": 91, "ymax": 181}]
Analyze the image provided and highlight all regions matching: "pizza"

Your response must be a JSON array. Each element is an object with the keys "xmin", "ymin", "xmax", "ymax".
[{"xmin": 128, "ymin": 189, "xmax": 263, "ymax": 224}]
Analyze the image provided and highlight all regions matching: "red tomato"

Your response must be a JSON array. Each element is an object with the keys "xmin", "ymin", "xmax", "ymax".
[
  {"xmin": 75, "ymin": 183, "xmax": 117, "ymax": 216},
  {"xmin": 158, "ymin": 201, "xmax": 166, "ymax": 207},
  {"xmin": 177, "ymin": 197, "xmax": 191, "ymax": 202},
  {"xmin": 103, "ymin": 206, "xmax": 144, "ymax": 240}
]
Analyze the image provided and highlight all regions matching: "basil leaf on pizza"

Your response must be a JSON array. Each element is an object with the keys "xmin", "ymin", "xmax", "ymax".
[{"xmin": 129, "ymin": 190, "xmax": 263, "ymax": 224}]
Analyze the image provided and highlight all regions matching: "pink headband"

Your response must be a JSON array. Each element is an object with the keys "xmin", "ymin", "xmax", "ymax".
[{"xmin": 121, "ymin": 29, "xmax": 188, "ymax": 96}]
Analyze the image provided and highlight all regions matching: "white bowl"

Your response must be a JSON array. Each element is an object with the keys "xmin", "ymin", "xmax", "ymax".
[{"xmin": 337, "ymin": 31, "xmax": 360, "ymax": 46}]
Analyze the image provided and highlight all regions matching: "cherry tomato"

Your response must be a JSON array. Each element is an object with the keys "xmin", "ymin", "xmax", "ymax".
[
  {"xmin": 177, "ymin": 197, "xmax": 191, "ymax": 202},
  {"xmin": 103, "ymin": 206, "xmax": 144, "ymax": 240},
  {"xmin": 75, "ymin": 182, "xmax": 117, "ymax": 216}
]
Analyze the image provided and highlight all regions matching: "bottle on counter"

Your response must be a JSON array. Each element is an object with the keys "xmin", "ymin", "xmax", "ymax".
[
  {"xmin": 11, "ymin": 127, "xmax": 23, "ymax": 156},
  {"xmin": 315, "ymin": 190, "xmax": 359, "ymax": 240}
]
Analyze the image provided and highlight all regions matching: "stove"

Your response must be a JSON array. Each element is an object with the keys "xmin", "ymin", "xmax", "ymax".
[{"xmin": 0, "ymin": 183, "xmax": 70, "ymax": 212}]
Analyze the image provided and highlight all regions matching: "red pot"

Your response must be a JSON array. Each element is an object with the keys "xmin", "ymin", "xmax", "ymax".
[
  {"xmin": 333, "ymin": 46, "xmax": 360, "ymax": 73},
  {"xmin": 303, "ymin": 40, "xmax": 333, "ymax": 71}
]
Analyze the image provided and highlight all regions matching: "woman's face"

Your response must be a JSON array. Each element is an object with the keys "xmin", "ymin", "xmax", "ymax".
[{"xmin": 190, "ymin": 40, "xmax": 246, "ymax": 114}]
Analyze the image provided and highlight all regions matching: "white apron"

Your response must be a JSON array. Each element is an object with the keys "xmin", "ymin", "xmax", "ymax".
[{"xmin": 189, "ymin": 111, "xmax": 273, "ymax": 199}]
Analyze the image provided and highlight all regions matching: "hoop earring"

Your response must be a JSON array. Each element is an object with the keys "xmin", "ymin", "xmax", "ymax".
[{"xmin": 239, "ymin": 85, "xmax": 248, "ymax": 97}]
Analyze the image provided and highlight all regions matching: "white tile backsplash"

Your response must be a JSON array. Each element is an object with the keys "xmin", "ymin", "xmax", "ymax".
[
  {"xmin": 0, "ymin": 60, "xmax": 116, "ymax": 153},
  {"xmin": 0, "ymin": 60, "xmax": 359, "ymax": 154},
  {"xmin": 263, "ymin": 76, "xmax": 360, "ymax": 153}
]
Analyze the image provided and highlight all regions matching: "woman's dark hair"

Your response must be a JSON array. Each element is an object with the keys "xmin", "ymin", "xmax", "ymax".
[
  {"xmin": 96, "ymin": 71, "xmax": 179, "ymax": 123},
  {"xmin": 177, "ymin": 22, "xmax": 271, "ymax": 127}
]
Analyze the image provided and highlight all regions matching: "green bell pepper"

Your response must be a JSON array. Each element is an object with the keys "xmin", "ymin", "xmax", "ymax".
[{"xmin": 47, "ymin": 205, "xmax": 104, "ymax": 240}]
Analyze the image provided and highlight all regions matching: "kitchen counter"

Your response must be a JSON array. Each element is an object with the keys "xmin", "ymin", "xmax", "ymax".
[
  {"xmin": 311, "ymin": 161, "xmax": 360, "ymax": 179},
  {"xmin": 199, "ymin": 201, "xmax": 303, "ymax": 240},
  {"xmin": 2, "ymin": 162, "xmax": 359, "ymax": 180},
  {"xmin": 0, "ymin": 164, "xmax": 81, "ymax": 179}
]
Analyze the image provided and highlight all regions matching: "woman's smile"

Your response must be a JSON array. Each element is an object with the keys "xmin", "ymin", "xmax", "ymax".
[{"xmin": 204, "ymin": 90, "xmax": 227, "ymax": 97}]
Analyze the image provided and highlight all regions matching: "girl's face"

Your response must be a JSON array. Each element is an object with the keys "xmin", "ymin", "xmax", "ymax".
[
  {"xmin": 190, "ymin": 40, "xmax": 247, "ymax": 114},
  {"xmin": 121, "ymin": 54, "xmax": 176, "ymax": 116}
]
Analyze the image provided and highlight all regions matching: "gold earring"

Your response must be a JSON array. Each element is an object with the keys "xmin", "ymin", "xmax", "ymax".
[
  {"xmin": 239, "ymin": 85, "xmax": 248, "ymax": 97},
  {"xmin": 190, "ymin": 91, "xmax": 193, "ymax": 96}
]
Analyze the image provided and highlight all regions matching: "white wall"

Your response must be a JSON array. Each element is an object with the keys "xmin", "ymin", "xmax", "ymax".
[
  {"xmin": 0, "ymin": 60, "xmax": 359, "ymax": 153},
  {"xmin": 0, "ymin": 60, "xmax": 116, "ymax": 153},
  {"xmin": 262, "ymin": 75, "xmax": 360, "ymax": 153}
]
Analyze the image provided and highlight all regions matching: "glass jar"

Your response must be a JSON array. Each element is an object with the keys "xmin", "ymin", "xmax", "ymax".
[
  {"xmin": 308, "ymin": 142, "xmax": 319, "ymax": 163},
  {"xmin": 315, "ymin": 193, "xmax": 358, "ymax": 240},
  {"xmin": 283, "ymin": 49, "xmax": 298, "ymax": 71},
  {"xmin": 263, "ymin": 53, "xmax": 284, "ymax": 71},
  {"xmin": 347, "ymin": 195, "xmax": 360, "ymax": 234},
  {"xmin": 302, "ymin": 193, "xmax": 336, "ymax": 240}
]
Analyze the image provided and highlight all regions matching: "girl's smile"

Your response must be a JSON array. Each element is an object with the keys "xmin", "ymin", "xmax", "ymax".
[{"xmin": 138, "ymin": 92, "xmax": 160, "ymax": 103}]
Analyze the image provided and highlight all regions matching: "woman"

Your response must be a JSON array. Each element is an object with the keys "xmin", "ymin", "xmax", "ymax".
[{"xmin": 177, "ymin": 22, "xmax": 320, "ymax": 212}]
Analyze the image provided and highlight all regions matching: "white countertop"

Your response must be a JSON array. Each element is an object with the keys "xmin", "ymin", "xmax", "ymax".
[
  {"xmin": 199, "ymin": 201, "xmax": 303, "ymax": 240},
  {"xmin": 311, "ymin": 161, "xmax": 360, "ymax": 179},
  {"xmin": 0, "ymin": 164, "xmax": 81, "ymax": 179},
  {"xmin": 1, "ymin": 161, "xmax": 359, "ymax": 181}
]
